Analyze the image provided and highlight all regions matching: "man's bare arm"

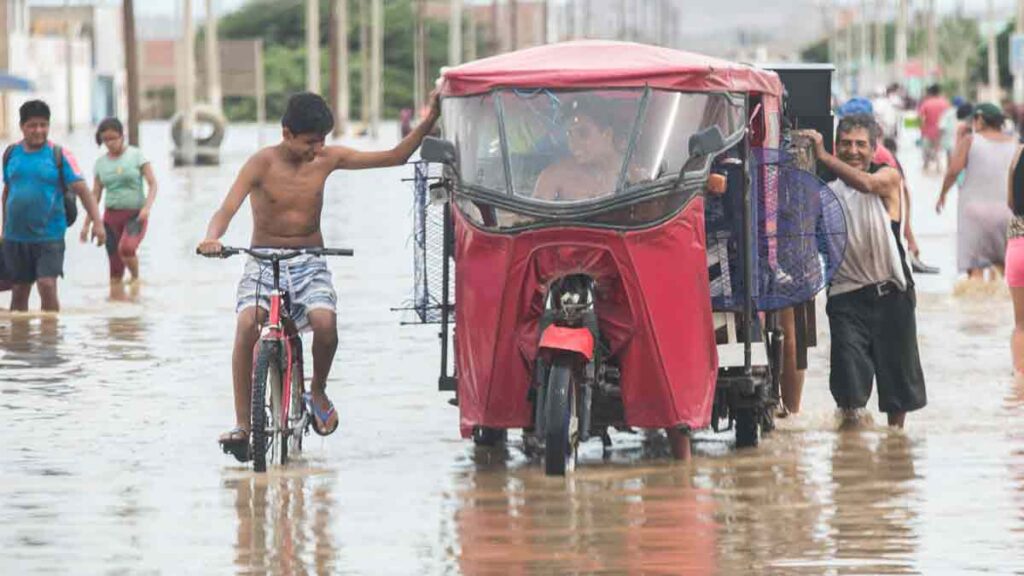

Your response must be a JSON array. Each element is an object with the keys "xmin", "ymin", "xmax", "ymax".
[
  {"xmin": 817, "ymin": 150, "xmax": 901, "ymax": 198},
  {"xmin": 72, "ymin": 179, "xmax": 106, "ymax": 245},
  {"xmin": 198, "ymin": 155, "xmax": 261, "ymax": 251},
  {"xmin": 797, "ymin": 129, "xmax": 900, "ymax": 200},
  {"xmin": 1009, "ymin": 145, "xmax": 1023, "ymax": 212},
  {"xmin": 940, "ymin": 134, "xmax": 971, "ymax": 198},
  {"xmin": 331, "ymin": 92, "xmax": 441, "ymax": 170}
]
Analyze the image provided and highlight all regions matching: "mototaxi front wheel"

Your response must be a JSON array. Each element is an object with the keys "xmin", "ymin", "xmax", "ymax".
[{"xmin": 544, "ymin": 357, "xmax": 577, "ymax": 476}]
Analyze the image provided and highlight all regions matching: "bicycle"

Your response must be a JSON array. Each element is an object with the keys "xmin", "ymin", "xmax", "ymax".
[{"xmin": 198, "ymin": 245, "xmax": 354, "ymax": 472}]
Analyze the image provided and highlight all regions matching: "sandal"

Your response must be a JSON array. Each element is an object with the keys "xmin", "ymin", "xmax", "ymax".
[
  {"xmin": 303, "ymin": 392, "xmax": 339, "ymax": 436},
  {"xmin": 219, "ymin": 427, "xmax": 251, "ymax": 463}
]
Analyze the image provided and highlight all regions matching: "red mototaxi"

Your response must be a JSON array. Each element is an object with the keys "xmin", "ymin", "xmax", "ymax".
[{"xmin": 439, "ymin": 41, "xmax": 785, "ymax": 438}]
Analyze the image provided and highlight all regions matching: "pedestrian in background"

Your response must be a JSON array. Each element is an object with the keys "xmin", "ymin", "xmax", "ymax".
[
  {"xmin": 938, "ymin": 103, "xmax": 1017, "ymax": 281},
  {"xmin": 80, "ymin": 117, "xmax": 157, "ymax": 295},
  {"xmin": 1005, "ymin": 144, "xmax": 1024, "ymax": 373},
  {"xmin": 1, "ymin": 99, "xmax": 104, "ymax": 312},
  {"xmin": 918, "ymin": 84, "xmax": 950, "ymax": 174}
]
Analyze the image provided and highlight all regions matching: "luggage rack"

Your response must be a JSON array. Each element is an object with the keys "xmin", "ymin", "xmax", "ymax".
[{"xmin": 394, "ymin": 161, "xmax": 454, "ymax": 325}]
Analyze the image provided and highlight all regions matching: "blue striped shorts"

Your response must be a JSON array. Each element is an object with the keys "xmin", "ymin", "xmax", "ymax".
[{"xmin": 235, "ymin": 251, "xmax": 337, "ymax": 332}]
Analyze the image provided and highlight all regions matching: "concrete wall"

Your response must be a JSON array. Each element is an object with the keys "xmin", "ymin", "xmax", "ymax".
[
  {"xmin": 29, "ymin": 5, "xmax": 127, "ymax": 125},
  {"xmin": 6, "ymin": 33, "xmax": 94, "ymax": 137}
]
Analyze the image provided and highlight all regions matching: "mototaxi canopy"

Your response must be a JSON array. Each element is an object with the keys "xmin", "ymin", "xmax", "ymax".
[{"xmin": 440, "ymin": 40, "xmax": 784, "ymax": 98}]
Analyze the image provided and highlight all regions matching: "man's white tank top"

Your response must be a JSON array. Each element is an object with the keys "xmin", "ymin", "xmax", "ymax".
[{"xmin": 828, "ymin": 172, "xmax": 909, "ymax": 296}]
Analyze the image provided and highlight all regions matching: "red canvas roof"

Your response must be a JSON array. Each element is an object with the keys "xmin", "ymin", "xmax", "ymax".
[{"xmin": 441, "ymin": 40, "xmax": 783, "ymax": 97}]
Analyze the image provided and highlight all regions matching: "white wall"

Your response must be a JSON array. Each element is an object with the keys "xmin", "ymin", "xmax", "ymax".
[{"xmin": 6, "ymin": 33, "xmax": 94, "ymax": 138}]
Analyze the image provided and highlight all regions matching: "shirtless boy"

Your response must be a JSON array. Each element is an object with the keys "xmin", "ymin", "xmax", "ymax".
[{"xmin": 197, "ymin": 92, "xmax": 440, "ymax": 456}]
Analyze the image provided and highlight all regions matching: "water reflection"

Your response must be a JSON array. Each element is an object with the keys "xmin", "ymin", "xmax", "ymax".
[
  {"xmin": 0, "ymin": 315, "xmax": 68, "ymax": 387},
  {"xmin": 226, "ymin": 471, "xmax": 337, "ymax": 575},
  {"xmin": 829, "ymin": 431, "xmax": 919, "ymax": 574},
  {"xmin": 99, "ymin": 315, "xmax": 151, "ymax": 361},
  {"xmin": 453, "ymin": 465, "xmax": 716, "ymax": 574}
]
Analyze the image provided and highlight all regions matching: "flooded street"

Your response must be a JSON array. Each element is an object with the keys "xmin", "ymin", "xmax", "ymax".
[{"xmin": 1, "ymin": 123, "xmax": 1023, "ymax": 574}]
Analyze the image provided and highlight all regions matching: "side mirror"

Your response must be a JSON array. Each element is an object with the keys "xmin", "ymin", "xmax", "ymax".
[
  {"xmin": 421, "ymin": 136, "xmax": 457, "ymax": 165},
  {"xmin": 688, "ymin": 125, "xmax": 726, "ymax": 160}
]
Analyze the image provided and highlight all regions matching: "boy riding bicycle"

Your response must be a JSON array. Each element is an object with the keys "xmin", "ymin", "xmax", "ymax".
[{"xmin": 197, "ymin": 92, "xmax": 440, "ymax": 456}]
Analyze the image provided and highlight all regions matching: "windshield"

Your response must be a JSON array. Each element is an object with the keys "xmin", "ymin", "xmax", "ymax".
[{"xmin": 444, "ymin": 88, "xmax": 746, "ymax": 204}]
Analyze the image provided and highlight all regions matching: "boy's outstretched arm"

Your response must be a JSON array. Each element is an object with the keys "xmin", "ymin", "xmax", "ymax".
[
  {"xmin": 332, "ymin": 91, "xmax": 442, "ymax": 170},
  {"xmin": 198, "ymin": 156, "xmax": 260, "ymax": 253}
]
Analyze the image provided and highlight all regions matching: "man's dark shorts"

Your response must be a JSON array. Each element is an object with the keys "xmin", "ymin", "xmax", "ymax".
[
  {"xmin": 826, "ymin": 283, "xmax": 927, "ymax": 413},
  {"xmin": 1, "ymin": 240, "xmax": 65, "ymax": 283}
]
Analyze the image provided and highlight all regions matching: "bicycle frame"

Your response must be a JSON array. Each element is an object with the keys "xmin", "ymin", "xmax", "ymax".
[
  {"xmin": 199, "ymin": 245, "xmax": 353, "ymax": 471},
  {"xmin": 258, "ymin": 260, "xmax": 298, "ymax": 436}
]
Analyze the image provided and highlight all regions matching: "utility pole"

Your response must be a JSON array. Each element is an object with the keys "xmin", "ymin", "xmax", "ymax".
[
  {"xmin": 874, "ymin": 0, "xmax": 886, "ymax": 86},
  {"xmin": 491, "ymin": 0, "xmax": 501, "ymax": 53},
  {"xmin": 370, "ymin": 0, "xmax": 382, "ymax": 138},
  {"xmin": 255, "ymin": 39, "xmax": 265, "ymax": 141},
  {"xmin": 926, "ymin": 0, "xmax": 937, "ymax": 83},
  {"xmin": 895, "ymin": 0, "xmax": 907, "ymax": 80},
  {"xmin": 467, "ymin": 10, "xmax": 477, "ymax": 59},
  {"xmin": 307, "ymin": 0, "xmax": 320, "ymax": 94},
  {"xmin": 123, "ymin": 0, "xmax": 140, "ymax": 145},
  {"xmin": 64, "ymin": 0, "xmax": 74, "ymax": 133},
  {"xmin": 414, "ymin": 0, "xmax": 425, "ymax": 111},
  {"xmin": 509, "ymin": 0, "xmax": 518, "ymax": 50},
  {"xmin": 1014, "ymin": 0, "xmax": 1024, "ymax": 104},
  {"xmin": 860, "ymin": 0, "xmax": 870, "ymax": 93},
  {"xmin": 544, "ymin": 0, "xmax": 551, "ymax": 44},
  {"xmin": 988, "ymin": 0, "xmax": 999, "ymax": 99},
  {"xmin": 180, "ymin": 0, "xmax": 196, "ymax": 164},
  {"xmin": 360, "ymin": 0, "xmax": 370, "ymax": 128},
  {"xmin": 449, "ymin": 0, "xmax": 463, "ymax": 66},
  {"xmin": 205, "ymin": 0, "xmax": 222, "ymax": 112},
  {"xmin": 826, "ymin": 0, "xmax": 836, "ymax": 66},
  {"xmin": 329, "ymin": 0, "xmax": 349, "ymax": 136}
]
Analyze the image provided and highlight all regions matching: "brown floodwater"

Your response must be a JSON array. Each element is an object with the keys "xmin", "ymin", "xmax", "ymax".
[{"xmin": 1, "ymin": 125, "xmax": 1022, "ymax": 574}]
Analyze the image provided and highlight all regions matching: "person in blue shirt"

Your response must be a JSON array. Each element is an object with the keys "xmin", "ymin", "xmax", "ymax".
[{"xmin": 1, "ymin": 100, "xmax": 104, "ymax": 312}]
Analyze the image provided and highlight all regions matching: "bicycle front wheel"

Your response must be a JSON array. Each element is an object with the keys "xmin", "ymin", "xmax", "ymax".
[{"xmin": 251, "ymin": 340, "xmax": 283, "ymax": 473}]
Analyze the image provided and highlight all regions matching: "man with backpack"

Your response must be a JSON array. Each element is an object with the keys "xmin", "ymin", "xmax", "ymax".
[{"xmin": 1, "ymin": 100, "xmax": 104, "ymax": 312}]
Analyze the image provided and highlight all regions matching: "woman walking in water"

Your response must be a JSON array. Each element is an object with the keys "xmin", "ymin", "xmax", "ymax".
[
  {"xmin": 1006, "ymin": 146, "xmax": 1024, "ymax": 372},
  {"xmin": 80, "ymin": 118, "xmax": 158, "ymax": 296},
  {"xmin": 937, "ymin": 103, "xmax": 1017, "ymax": 279}
]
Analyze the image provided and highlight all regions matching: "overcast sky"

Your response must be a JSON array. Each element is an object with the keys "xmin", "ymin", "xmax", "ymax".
[{"xmin": 24, "ymin": 0, "xmax": 1024, "ymax": 19}]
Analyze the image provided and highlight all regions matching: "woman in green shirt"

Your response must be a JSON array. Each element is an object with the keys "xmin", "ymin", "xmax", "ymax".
[{"xmin": 80, "ymin": 118, "xmax": 158, "ymax": 287}]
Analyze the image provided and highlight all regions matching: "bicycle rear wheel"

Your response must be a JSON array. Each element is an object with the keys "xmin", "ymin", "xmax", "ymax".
[
  {"xmin": 251, "ymin": 340, "xmax": 283, "ymax": 473},
  {"xmin": 284, "ymin": 336, "xmax": 305, "ymax": 461}
]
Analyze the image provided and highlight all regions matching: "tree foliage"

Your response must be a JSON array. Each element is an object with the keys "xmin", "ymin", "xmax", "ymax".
[{"xmin": 218, "ymin": 0, "xmax": 450, "ymax": 121}]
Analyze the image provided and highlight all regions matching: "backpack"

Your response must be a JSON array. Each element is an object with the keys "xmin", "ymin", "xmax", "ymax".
[{"xmin": 2, "ymin": 143, "xmax": 78, "ymax": 228}]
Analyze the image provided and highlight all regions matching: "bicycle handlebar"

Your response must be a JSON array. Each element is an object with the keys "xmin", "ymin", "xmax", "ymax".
[{"xmin": 196, "ymin": 246, "xmax": 354, "ymax": 259}]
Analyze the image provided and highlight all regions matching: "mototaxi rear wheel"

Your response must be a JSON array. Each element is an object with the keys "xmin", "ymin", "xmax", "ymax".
[{"xmin": 734, "ymin": 407, "xmax": 759, "ymax": 448}]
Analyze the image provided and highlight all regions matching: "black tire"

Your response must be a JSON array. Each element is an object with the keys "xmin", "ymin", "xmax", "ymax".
[
  {"xmin": 472, "ymin": 427, "xmax": 507, "ymax": 447},
  {"xmin": 251, "ymin": 341, "xmax": 281, "ymax": 473},
  {"xmin": 288, "ymin": 337, "xmax": 306, "ymax": 459},
  {"xmin": 171, "ymin": 105, "xmax": 226, "ymax": 148},
  {"xmin": 734, "ymin": 407, "xmax": 759, "ymax": 449},
  {"xmin": 544, "ymin": 357, "xmax": 575, "ymax": 476}
]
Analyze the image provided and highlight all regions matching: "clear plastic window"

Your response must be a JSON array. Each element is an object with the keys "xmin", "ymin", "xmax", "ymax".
[
  {"xmin": 443, "ymin": 89, "xmax": 746, "ymax": 230},
  {"xmin": 499, "ymin": 89, "xmax": 642, "ymax": 202},
  {"xmin": 442, "ymin": 95, "xmax": 506, "ymax": 193}
]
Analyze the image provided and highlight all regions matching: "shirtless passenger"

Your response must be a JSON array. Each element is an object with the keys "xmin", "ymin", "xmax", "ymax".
[
  {"xmin": 534, "ymin": 98, "xmax": 627, "ymax": 202},
  {"xmin": 197, "ymin": 92, "xmax": 440, "ymax": 456}
]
